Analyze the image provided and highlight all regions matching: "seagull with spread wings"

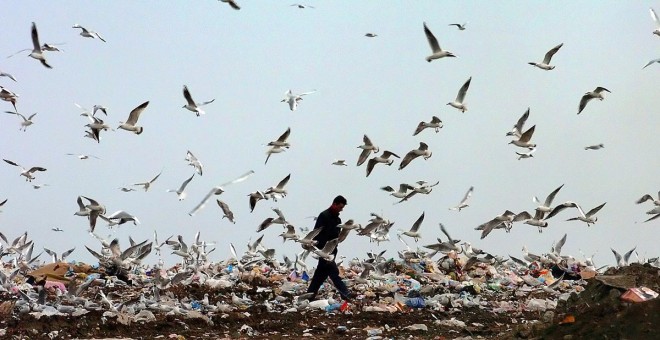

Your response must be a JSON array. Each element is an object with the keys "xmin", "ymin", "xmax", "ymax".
[{"xmin": 182, "ymin": 85, "xmax": 215, "ymax": 116}]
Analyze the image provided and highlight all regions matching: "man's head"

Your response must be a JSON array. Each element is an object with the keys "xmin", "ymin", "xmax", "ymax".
[{"xmin": 331, "ymin": 195, "xmax": 347, "ymax": 213}]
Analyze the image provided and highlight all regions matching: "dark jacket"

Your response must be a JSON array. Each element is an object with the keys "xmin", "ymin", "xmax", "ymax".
[{"xmin": 313, "ymin": 207, "xmax": 341, "ymax": 254}]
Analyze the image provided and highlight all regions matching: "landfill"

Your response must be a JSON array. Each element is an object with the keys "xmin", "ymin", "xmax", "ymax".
[{"xmin": 0, "ymin": 232, "xmax": 658, "ymax": 339}]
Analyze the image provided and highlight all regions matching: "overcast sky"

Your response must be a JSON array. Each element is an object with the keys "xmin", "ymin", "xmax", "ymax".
[{"xmin": 1, "ymin": 1, "xmax": 658, "ymax": 268}]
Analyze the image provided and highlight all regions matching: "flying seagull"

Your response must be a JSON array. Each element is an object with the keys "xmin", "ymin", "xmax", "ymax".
[
  {"xmin": 449, "ymin": 186, "xmax": 474, "ymax": 211},
  {"xmin": 188, "ymin": 170, "xmax": 255, "ymax": 216},
  {"xmin": 29, "ymin": 22, "xmax": 52, "ymax": 68},
  {"xmin": 118, "ymin": 101, "xmax": 149, "ymax": 134},
  {"xmin": 423, "ymin": 22, "xmax": 456, "ymax": 62},
  {"xmin": 281, "ymin": 89, "xmax": 316, "ymax": 111},
  {"xmin": 3, "ymin": 159, "xmax": 46, "ymax": 182},
  {"xmin": 133, "ymin": 170, "xmax": 163, "ymax": 191},
  {"xmin": 185, "ymin": 150, "xmax": 203, "ymax": 175},
  {"xmin": 413, "ymin": 116, "xmax": 443, "ymax": 136},
  {"xmin": 357, "ymin": 134, "xmax": 379, "ymax": 166},
  {"xmin": 5, "ymin": 111, "xmax": 37, "ymax": 131},
  {"xmin": 529, "ymin": 43, "xmax": 563, "ymax": 70},
  {"xmin": 182, "ymin": 85, "xmax": 215, "ymax": 116},
  {"xmin": 72, "ymin": 24, "xmax": 106, "ymax": 42},
  {"xmin": 506, "ymin": 107, "xmax": 530, "ymax": 137},
  {"xmin": 166, "ymin": 173, "xmax": 195, "ymax": 200},
  {"xmin": 399, "ymin": 142, "xmax": 432, "ymax": 170},
  {"xmin": 448, "ymin": 22, "xmax": 467, "ymax": 30},
  {"xmin": 447, "ymin": 77, "xmax": 472, "ymax": 112},
  {"xmin": 578, "ymin": 87, "xmax": 610, "ymax": 115}
]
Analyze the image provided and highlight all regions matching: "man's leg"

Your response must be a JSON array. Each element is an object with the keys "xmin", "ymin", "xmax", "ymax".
[
  {"xmin": 306, "ymin": 259, "xmax": 330, "ymax": 298},
  {"xmin": 326, "ymin": 260, "xmax": 351, "ymax": 300}
]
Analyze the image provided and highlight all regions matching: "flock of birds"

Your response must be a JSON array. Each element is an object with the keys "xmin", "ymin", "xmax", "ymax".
[{"xmin": 0, "ymin": 3, "xmax": 658, "ymax": 288}]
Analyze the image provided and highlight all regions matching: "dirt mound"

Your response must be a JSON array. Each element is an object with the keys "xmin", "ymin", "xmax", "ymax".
[{"xmin": 540, "ymin": 263, "xmax": 660, "ymax": 339}]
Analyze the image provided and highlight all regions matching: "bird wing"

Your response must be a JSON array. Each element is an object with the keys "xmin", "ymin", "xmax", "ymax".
[
  {"xmin": 423, "ymin": 22, "xmax": 441, "ymax": 52},
  {"xmin": 611, "ymin": 248, "xmax": 622, "ymax": 265},
  {"xmin": 651, "ymin": 8, "xmax": 660, "ymax": 25},
  {"xmin": 398, "ymin": 150, "xmax": 418, "ymax": 170},
  {"xmin": 413, "ymin": 121, "xmax": 426, "ymax": 136},
  {"xmin": 578, "ymin": 94, "xmax": 592, "ymax": 114},
  {"xmin": 519, "ymin": 125, "xmax": 536, "ymax": 143},
  {"xmin": 126, "ymin": 101, "xmax": 149, "ymax": 125},
  {"xmin": 276, "ymin": 174, "xmax": 291, "ymax": 188},
  {"xmin": 636, "ymin": 194, "xmax": 654, "ymax": 204},
  {"xmin": 277, "ymin": 127, "xmax": 291, "ymax": 142},
  {"xmin": 177, "ymin": 173, "xmax": 195, "ymax": 192},
  {"xmin": 365, "ymin": 158, "xmax": 377, "ymax": 177},
  {"xmin": 357, "ymin": 148, "xmax": 370, "ymax": 166},
  {"xmin": 544, "ymin": 184, "xmax": 565, "ymax": 206},
  {"xmin": 542, "ymin": 43, "xmax": 563, "ymax": 64},
  {"xmin": 410, "ymin": 212, "xmax": 425, "ymax": 233},
  {"xmin": 3, "ymin": 159, "xmax": 21, "ymax": 167},
  {"xmin": 455, "ymin": 77, "xmax": 472, "ymax": 102},
  {"xmin": 31, "ymin": 22, "xmax": 41, "ymax": 51},
  {"xmin": 585, "ymin": 202, "xmax": 606, "ymax": 217},
  {"xmin": 183, "ymin": 85, "xmax": 195, "ymax": 106},
  {"xmin": 461, "ymin": 186, "xmax": 474, "ymax": 204},
  {"xmin": 514, "ymin": 108, "xmax": 530, "ymax": 133},
  {"xmin": 595, "ymin": 87, "xmax": 610, "ymax": 93}
]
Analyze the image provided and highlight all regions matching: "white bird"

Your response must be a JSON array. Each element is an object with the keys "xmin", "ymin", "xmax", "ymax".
[
  {"xmin": 188, "ymin": 170, "xmax": 255, "ymax": 216},
  {"xmin": 448, "ymin": 22, "xmax": 467, "ymax": 30},
  {"xmin": 533, "ymin": 184, "xmax": 565, "ymax": 213},
  {"xmin": 297, "ymin": 228, "xmax": 322, "ymax": 248},
  {"xmin": 447, "ymin": 77, "xmax": 472, "ymax": 112},
  {"xmin": 331, "ymin": 159, "xmax": 347, "ymax": 166},
  {"xmin": 248, "ymin": 191, "xmax": 266, "ymax": 213},
  {"xmin": 423, "ymin": 22, "xmax": 456, "ymax": 62},
  {"xmin": 584, "ymin": 143, "xmax": 604, "ymax": 150},
  {"xmin": 528, "ymin": 43, "xmax": 563, "ymax": 70},
  {"xmin": 182, "ymin": 85, "xmax": 215, "ymax": 116},
  {"xmin": 216, "ymin": 199, "xmax": 235, "ymax": 224},
  {"xmin": 80, "ymin": 196, "xmax": 106, "ymax": 232},
  {"xmin": 220, "ymin": 0, "xmax": 241, "ymax": 10},
  {"xmin": 516, "ymin": 147, "xmax": 536, "ymax": 160},
  {"xmin": 650, "ymin": 8, "xmax": 660, "ymax": 36},
  {"xmin": 264, "ymin": 174, "xmax": 291, "ymax": 197},
  {"xmin": 74, "ymin": 196, "xmax": 90, "ymax": 217},
  {"xmin": 381, "ymin": 184, "xmax": 414, "ymax": 199},
  {"xmin": 357, "ymin": 134, "xmax": 380, "ymax": 166},
  {"xmin": 399, "ymin": 142, "xmax": 432, "ymax": 170},
  {"xmin": 3, "ymin": 159, "xmax": 46, "ymax": 182},
  {"xmin": 313, "ymin": 238, "xmax": 339, "ymax": 261},
  {"xmin": 477, "ymin": 210, "xmax": 516, "ymax": 239},
  {"xmin": 365, "ymin": 33, "xmax": 378, "ymax": 37},
  {"xmin": 66, "ymin": 153, "xmax": 101, "ymax": 160},
  {"xmin": 565, "ymin": 202, "xmax": 607, "ymax": 226},
  {"xmin": 366, "ymin": 151, "xmax": 400, "ymax": 177},
  {"xmin": 43, "ymin": 247, "xmax": 75, "ymax": 263},
  {"xmin": 509, "ymin": 125, "xmax": 536, "ymax": 149},
  {"xmin": 611, "ymin": 247, "xmax": 636, "ymax": 267},
  {"xmin": 133, "ymin": 170, "xmax": 162, "ymax": 191},
  {"xmin": 5, "ymin": 111, "xmax": 37, "ymax": 131},
  {"xmin": 413, "ymin": 116, "xmax": 443, "ymax": 136},
  {"xmin": 28, "ymin": 22, "xmax": 52, "ymax": 68},
  {"xmin": 166, "ymin": 173, "xmax": 195, "ymax": 200},
  {"xmin": 578, "ymin": 87, "xmax": 610, "ymax": 115},
  {"xmin": 449, "ymin": 186, "xmax": 473, "ymax": 211},
  {"xmin": 506, "ymin": 107, "xmax": 530, "ymax": 137},
  {"xmin": 185, "ymin": 150, "xmax": 203, "ymax": 175},
  {"xmin": 281, "ymin": 89, "xmax": 316, "ymax": 111},
  {"xmin": 72, "ymin": 24, "xmax": 106, "ymax": 42},
  {"xmin": 118, "ymin": 101, "xmax": 149, "ymax": 134},
  {"xmin": 105, "ymin": 210, "xmax": 140, "ymax": 226},
  {"xmin": 400, "ymin": 212, "xmax": 425, "ymax": 242},
  {"xmin": 51, "ymin": 227, "xmax": 63, "ymax": 232},
  {"xmin": 279, "ymin": 225, "xmax": 299, "ymax": 243},
  {"xmin": 514, "ymin": 210, "xmax": 549, "ymax": 233}
]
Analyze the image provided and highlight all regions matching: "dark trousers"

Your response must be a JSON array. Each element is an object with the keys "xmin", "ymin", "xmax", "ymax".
[{"xmin": 306, "ymin": 258, "xmax": 350, "ymax": 299}]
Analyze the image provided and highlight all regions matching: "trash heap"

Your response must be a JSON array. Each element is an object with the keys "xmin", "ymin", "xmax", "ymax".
[{"xmin": 0, "ymin": 253, "xmax": 657, "ymax": 339}]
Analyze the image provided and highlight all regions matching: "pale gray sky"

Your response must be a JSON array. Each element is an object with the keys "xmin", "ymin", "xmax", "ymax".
[{"xmin": 1, "ymin": 1, "xmax": 658, "ymax": 268}]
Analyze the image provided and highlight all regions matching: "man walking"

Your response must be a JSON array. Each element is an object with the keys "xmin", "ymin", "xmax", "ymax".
[{"xmin": 305, "ymin": 195, "xmax": 352, "ymax": 301}]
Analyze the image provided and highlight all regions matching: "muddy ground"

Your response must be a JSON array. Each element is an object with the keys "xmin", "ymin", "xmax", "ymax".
[{"xmin": 0, "ymin": 264, "xmax": 657, "ymax": 339}]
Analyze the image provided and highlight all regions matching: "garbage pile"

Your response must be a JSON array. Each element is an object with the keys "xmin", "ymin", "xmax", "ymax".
[{"xmin": 0, "ymin": 250, "xmax": 658, "ymax": 339}]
